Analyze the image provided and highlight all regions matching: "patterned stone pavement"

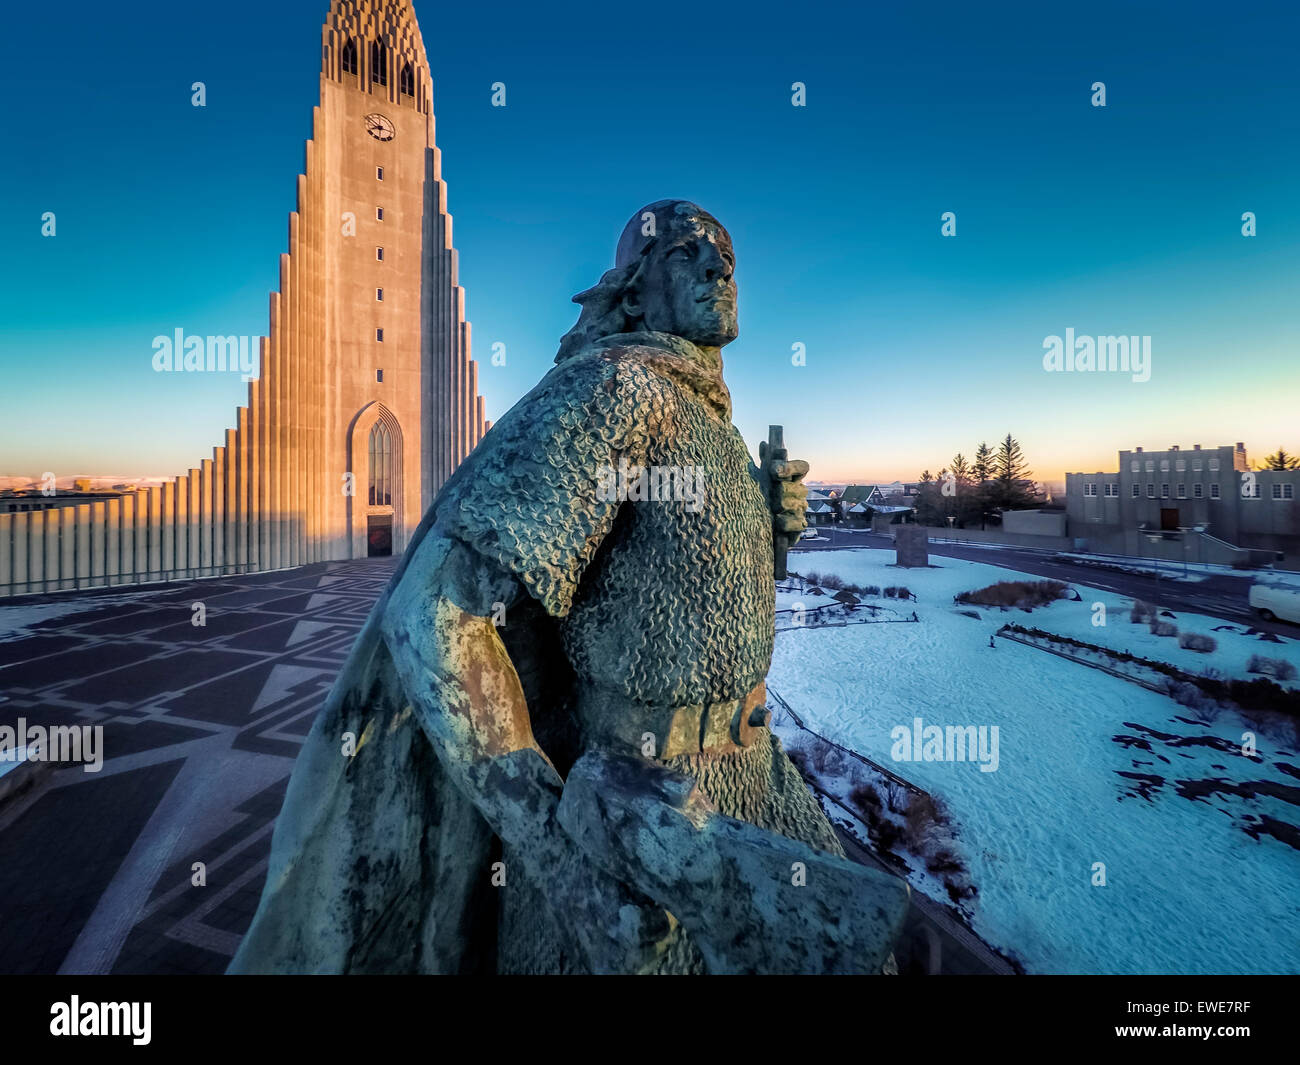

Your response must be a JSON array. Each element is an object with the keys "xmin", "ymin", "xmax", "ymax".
[{"xmin": 0, "ymin": 558, "xmax": 397, "ymax": 975}]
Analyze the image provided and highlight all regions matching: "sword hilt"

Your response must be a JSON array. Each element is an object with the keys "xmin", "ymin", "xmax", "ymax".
[{"xmin": 765, "ymin": 424, "xmax": 790, "ymax": 580}]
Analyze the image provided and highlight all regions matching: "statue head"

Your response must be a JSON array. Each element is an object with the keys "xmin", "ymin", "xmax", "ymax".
[{"xmin": 558, "ymin": 201, "xmax": 737, "ymax": 361}]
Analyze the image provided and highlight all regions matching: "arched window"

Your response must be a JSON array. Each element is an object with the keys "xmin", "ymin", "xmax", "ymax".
[
  {"xmin": 368, "ymin": 422, "xmax": 393, "ymax": 506},
  {"xmin": 399, "ymin": 63, "xmax": 414, "ymax": 96},
  {"xmin": 371, "ymin": 40, "xmax": 388, "ymax": 86},
  {"xmin": 341, "ymin": 38, "xmax": 358, "ymax": 76}
]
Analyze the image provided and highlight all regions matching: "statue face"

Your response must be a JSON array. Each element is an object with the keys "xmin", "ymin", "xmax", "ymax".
[{"xmin": 629, "ymin": 219, "xmax": 738, "ymax": 347}]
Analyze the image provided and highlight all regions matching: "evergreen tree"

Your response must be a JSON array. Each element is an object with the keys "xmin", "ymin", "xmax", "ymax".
[
  {"xmin": 914, "ymin": 469, "xmax": 945, "ymax": 526},
  {"xmin": 971, "ymin": 442, "xmax": 994, "ymax": 529},
  {"xmin": 990, "ymin": 433, "xmax": 1036, "ymax": 516},
  {"xmin": 949, "ymin": 453, "xmax": 972, "ymax": 526},
  {"xmin": 1260, "ymin": 448, "xmax": 1300, "ymax": 471}
]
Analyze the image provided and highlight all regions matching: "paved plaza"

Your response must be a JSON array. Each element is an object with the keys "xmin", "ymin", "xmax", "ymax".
[{"xmin": 0, "ymin": 559, "xmax": 397, "ymax": 975}]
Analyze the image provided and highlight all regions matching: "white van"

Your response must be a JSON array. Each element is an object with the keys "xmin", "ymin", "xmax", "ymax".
[{"xmin": 1249, "ymin": 581, "xmax": 1300, "ymax": 624}]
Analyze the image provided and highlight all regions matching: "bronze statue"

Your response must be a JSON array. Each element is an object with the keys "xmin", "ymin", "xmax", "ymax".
[{"xmin": 229, "ymin": 201, "xmax": 907, "ymax": 974}]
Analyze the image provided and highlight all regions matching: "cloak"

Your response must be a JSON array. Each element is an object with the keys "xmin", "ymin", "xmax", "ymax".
[{"xmin": 228, "ymin": 332, "xmax": 840, "ymax": 974}]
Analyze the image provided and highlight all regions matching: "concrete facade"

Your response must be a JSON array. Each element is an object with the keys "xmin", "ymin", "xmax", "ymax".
[
  {"xmin": 1065, "ymin": 442, "xmax": 1300, "ymax": 561},
  {"xmin": 0, "ymin": 1, "xmax": 486, "ymax": 597}
]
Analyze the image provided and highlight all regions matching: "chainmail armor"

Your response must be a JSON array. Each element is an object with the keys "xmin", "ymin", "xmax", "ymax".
[{"xmin": 437, "ymin": 331, "xmax": 775, "ymax": 710}]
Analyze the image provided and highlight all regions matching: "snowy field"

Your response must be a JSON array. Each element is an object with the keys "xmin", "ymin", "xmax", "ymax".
[{"xmin": 771, "ymin": 549, "xmax": 1300, "ymax": 974}]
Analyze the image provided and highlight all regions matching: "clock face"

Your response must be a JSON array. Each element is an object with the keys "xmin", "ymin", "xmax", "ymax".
[{"xmin": 365, "ymin": 113, "xmax": 395, "ymax": 141}]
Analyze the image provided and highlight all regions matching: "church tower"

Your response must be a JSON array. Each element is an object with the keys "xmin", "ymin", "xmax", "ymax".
[
  {"xmin": 0, "ymin": 0, "xmax": 488, "ymax": 598},
  {"xmin": 309, "ymin": 0, "xmax": 487, "ymax": 560}
]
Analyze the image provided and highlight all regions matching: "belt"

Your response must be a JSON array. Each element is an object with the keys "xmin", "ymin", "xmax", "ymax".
[{"xmin": 576, "ymin": 680, "xmax": 772, "ymax": 760}]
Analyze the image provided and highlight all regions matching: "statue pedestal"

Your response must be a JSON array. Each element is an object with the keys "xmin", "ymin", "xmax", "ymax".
[{"xmin": 895, "ymin": 525, "xmax": 929, "ymax": 568}]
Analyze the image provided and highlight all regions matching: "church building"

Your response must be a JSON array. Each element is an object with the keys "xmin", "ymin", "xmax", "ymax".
[{"xmin": 0, "ymin": 0, "xmax": 486, "ymax": 596}]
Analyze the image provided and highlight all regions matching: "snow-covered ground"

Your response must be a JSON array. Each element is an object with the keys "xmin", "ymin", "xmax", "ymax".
[{"xmin": 772, "ymin": 549, "xmax": 1300, "ymax": 974}]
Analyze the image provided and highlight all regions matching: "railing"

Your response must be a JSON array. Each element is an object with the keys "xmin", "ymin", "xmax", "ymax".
[
  {"xmin": 766, "ymin": 685, "xmax": 931, "ymax": 802},
  {"xmin": 0, "ymin": 562, "xmax": 270, "ymax": 598}
]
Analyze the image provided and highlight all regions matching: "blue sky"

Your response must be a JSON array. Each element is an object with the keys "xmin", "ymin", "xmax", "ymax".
[{"xmin": 2, "ymin": 0, "xmax": 1298, "ymax": 485}]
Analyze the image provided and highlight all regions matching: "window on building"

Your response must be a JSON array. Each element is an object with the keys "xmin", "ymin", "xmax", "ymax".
[
  {"xmin": 368, "ymin": 422, "xmax": 393, "ymax": 507},
  {"xmin": 1160, "ymin": 459, "xmax": 1170, "ymax": 472},
  {"xmin": 1209, "ymin": 457, "xmax": 1220, "ymax": 471},
  {"xmin": 376, "ymin": 207, "xmax": 384, "ymax": 221},
  {"xmin": 1147, "ymin": 484, "xmax": 1155, "ymax": 498},
  {"xmin": 1084, "ymin": 482, "xmax": 1096, "ymax": 497},
  {"xmin": 376, "ymin": 328, "xmax": 384, "ymax": 342},
  {"xmin": 1145, "ymin": 460, "xmax": 1155, "ymax": 472},
  {"xmin": 371, "ymin": 40, "xmax": 388, "ymax": 86},
  {"xmin": 1105, "ymin": 483, "xmax": 1118, "ymax": 497},
  {"xmin": 376, "ymin": 247, "xmax": 384, "ymax": 261},
  {"xmin": 1130, "ymin": 460, "xmax": 1140, "ymax": 473},
  {"xmin": 376, "ymin": 369, "xmax": 384, "ymax": 383},
  {"xmin": 1177, "ymin": 484, "xmax": 1186, "ymax": 498},
  {"xmin": 1176, "ymin": 458, "xmax": 1186, "ymax": 472},
  {"xmin": 1132, "ymin": 483, "xmax": 1140, "ymax": 498},
  {"xmin": 1285, "ymin": 484, "xmax": 1295, "ymax": 500},
  {"xmin": 1194, "ymin": 483, "xmax": 1203, "ymax": 498},
  {"xmin": 1210, "ymin": 483, "xmax": 1220, "ymax": 499},
  {"xmin": 376, "ymin": 287, "xmax": 383, "ymax": 301},
  {"xmin": 1161, "ymin": 484, "xmax": 1170, "ymax": 498},
  {"xmin": 1193, "ymin": 459, "xmax": 1202, "ymax": 472},
  {"xmin": 400, "ymin": 63, "xmax": 415, "ymax": 96},
  {"xmin": 377, "ymin": 166, "xmax": 384, "ymax": 181},
  {"xmin": 341, "ymin": 38, "xmax": 358, "ymax": 75}
]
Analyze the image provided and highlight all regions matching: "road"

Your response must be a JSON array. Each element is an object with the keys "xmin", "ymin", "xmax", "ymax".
[{"xmin": 791, "ymin": 527, "xmax": 1298, "ymax": 637}]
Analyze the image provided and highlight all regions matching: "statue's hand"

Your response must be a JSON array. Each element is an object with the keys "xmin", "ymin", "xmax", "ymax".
[
  {"xmin": 463, "ymin": 749, "xmax": 675, "ymax": 973},
  {"xmin": 767, "ymin": 456, "xmax": 810, "ymax": 542},
  {"xmin": 546, "ymin": 844, "xmax": 678, "ymax": 975}
]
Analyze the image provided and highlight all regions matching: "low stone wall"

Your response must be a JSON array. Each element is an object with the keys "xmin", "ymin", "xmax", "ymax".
[{"xmin": 920, "ymin": 526, "xmax": 1077, "ymax": 551}]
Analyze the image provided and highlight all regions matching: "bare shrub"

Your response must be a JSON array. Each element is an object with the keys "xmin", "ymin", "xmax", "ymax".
[
  {"xmin": 849, "ymin": 782, "xmax": 881, "ymax": 815},
  {"xmin": 1178, "ymin": 632, "xmax": 1218, "ymax": 653},
  {"xmin": 1150, "ymin": 620, "xmax": 1179, "ymax": 638},
  {"xmin": 872, "ymin": 817, "xmax": 903, "ymax": 853},
  {"xmin": 818, "ymin": 573, "xmax": 845, "ymax": 591},
  {"xmin": 955, "ymin": 580, "xmax": 1069, "ymax": 610},
  {"xmin": 807, "ymin": 737, "xmax": 836, "ymax": 774},
  {"xmin": 903, "ymin": 791, "xmax": 940, "ymax": 847},
  {"xmin": 863, "ymin": 584, "xmax": 881, "ymax": 597},
  {"xmin": 1162, "ymin": 677, "xmax": 1215, "ymax": 715},
  {"xmin": 1247, "ymin": 655, "xmax": 1299, "ymax": 681},
  {"xmin": 925, "ymin": 849, "xmax": 964, "ymax": 876},
  {"xmin": 1131, "ymin": 599, "xmax": 1156, "ymax": 623}
]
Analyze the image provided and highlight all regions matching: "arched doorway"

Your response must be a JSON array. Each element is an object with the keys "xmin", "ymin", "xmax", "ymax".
[
  {"xmin": 366, "ymin": 421, "xmax": 394, "ymax": 556},
  {"xmin": 347, "ymin": 403, "xmax": 404, "ymax": 559}
]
